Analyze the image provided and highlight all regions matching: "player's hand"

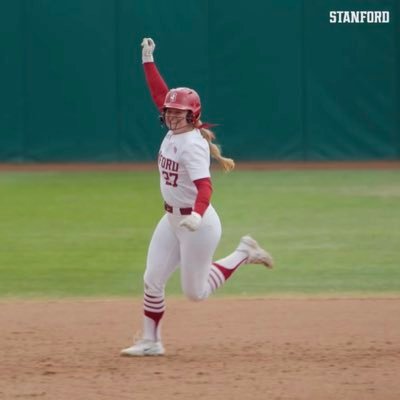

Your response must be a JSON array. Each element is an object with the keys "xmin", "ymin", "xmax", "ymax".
[
  {"xmin": 179, "ymin": 212, "xmax": 202, "ymax": 232},
  {"xmin": 141, "ymin": 37, "xmax": 155, "ymax": 63}
]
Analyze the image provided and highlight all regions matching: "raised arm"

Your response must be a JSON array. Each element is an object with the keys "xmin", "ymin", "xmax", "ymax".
[{"xmin": 141, "ymin": 38, "xmax": 169, "ymax": 111}]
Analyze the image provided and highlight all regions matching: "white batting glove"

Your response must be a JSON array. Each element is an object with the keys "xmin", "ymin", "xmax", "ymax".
[
  {"xmin": 179, "ymin": 212, "xmax": 202, "ymax": 232},
  {"xmin": 141, "ymin": 37, "xmax": 155, "ymax": 63}
]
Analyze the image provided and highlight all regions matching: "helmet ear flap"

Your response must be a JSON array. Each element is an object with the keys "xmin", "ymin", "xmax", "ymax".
[
  {"xmin": 187, "ymin": 111, "xmax": 201, "ymax": 124},
  {"xmin": 186, "ymin": 111, "xmax": 194, "ymax": 124}
]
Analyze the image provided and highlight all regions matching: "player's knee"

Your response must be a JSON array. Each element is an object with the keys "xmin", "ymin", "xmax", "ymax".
[{"xmin": 183, "ymin": 288, "xmax": 207, "ymax": 302}]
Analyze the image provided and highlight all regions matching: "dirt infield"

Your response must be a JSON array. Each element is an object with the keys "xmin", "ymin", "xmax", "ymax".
[
  {"xmin": 1, "ymin": 298, "xmax": 399, "ymax": 400},
  {"xmin": 0, "ymin": 160, "xmax": 400, "ymax": 172}
]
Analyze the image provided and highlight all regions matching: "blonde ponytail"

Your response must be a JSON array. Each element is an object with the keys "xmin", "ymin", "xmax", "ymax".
[{"xmin": 196, "ymin": 121, "xmax": 235, "ymax": 172}]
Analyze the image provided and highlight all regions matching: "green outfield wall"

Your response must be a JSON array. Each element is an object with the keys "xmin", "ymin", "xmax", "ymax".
[{"xmin": 0, "ymin": 0, "xmax": 399, "ymax": 162}]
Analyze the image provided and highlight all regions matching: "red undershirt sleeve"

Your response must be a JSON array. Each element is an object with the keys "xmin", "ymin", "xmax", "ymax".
[
  {"xmin": 193, "ymin": 177, "xmax": 213, "ymax": 216},
  {"xmin": 143, "ymin": 62, "xmax": 169, "ymax": 111}
]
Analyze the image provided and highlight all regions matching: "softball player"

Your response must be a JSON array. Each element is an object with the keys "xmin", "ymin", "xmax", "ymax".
[{"xmin": 121, "ymin": 38, "xmax": 274, "ymax": 357}]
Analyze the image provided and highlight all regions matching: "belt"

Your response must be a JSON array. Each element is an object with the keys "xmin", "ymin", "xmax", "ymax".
[{"xmin": 164, "ymin": 202, "xmax": 192, "ymax": 215}]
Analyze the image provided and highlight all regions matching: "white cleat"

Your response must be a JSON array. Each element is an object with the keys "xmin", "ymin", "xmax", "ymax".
[
  {"xmin": 120, "ymin": 339, "xmax": 165, "ymax": 357},
  {"xmin": 237, "ymin": 235, "xmax": 274, "ymax": 268}
]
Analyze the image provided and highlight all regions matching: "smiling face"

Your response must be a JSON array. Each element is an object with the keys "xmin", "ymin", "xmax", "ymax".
[{"xmin": 164, "ymin": 108, "xmax": 192, "ymax": 134}]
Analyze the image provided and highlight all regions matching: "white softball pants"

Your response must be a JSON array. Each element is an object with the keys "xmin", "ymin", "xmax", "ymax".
[{"xmin": 144, "ymin": 205, "xmax": 222, "ymax": 301}]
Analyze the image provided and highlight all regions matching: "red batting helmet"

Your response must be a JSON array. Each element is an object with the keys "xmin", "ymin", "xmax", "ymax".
[{"xmin": 163, "ymin": 87, "xmax": 201, "ymax": 123}]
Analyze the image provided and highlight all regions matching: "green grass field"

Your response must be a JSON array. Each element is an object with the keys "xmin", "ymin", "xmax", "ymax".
[{"xmin": 0, "ymin": 169, "xmax": 399, "ymax": 298}]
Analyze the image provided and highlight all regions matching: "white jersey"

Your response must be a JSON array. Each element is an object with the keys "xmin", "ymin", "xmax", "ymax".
[{"xmin": 158, "ymin": 128, "xmax": 210, "ymax": 208}]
